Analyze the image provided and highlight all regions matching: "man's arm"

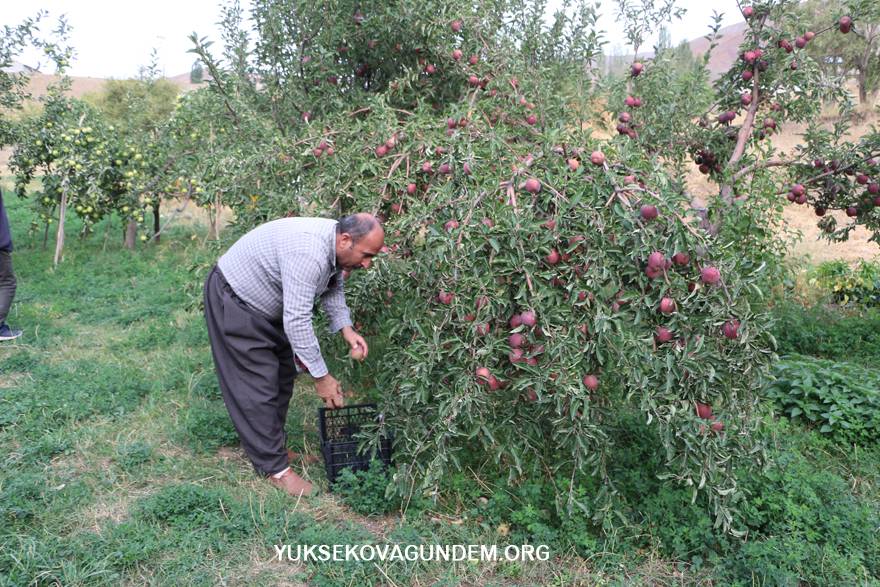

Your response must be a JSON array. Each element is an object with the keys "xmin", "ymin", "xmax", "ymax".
[
  {"xmin": 280, "ymin": 254, "xmax": 345, "ymax": 409},
  {"xmin": 319, "ymin": 271, "xmax": 353, "ymax": 334},
  {"xmin": 280, "ymin": 255, "xmax": 329, "ymax": 378}
]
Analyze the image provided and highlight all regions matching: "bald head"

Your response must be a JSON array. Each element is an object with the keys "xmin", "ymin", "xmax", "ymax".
[{"xmin": 335, "ymin": 213, "xmax": 385, "ymax": 271}]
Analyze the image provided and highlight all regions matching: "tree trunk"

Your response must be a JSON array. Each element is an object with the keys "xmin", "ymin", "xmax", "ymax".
[
  {"xmin": 124, "ymin": 220, "xmax": 138, "ymax": 249},
  {"xmin": 208, "ymin": 193, "xmax": 222, "ymax": 240},
  {"xmin": 153, "ymin": 202, "xmax": 161, "ymax": 243},
  {"xmin": 53, "ymin": 189, "xmax": 67, "ymax": 267}
]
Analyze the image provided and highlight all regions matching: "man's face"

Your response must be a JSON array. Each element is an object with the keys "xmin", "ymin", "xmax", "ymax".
[{"xmin": 336, "ymin": 227, "xmax": 384, "ymax": 271}]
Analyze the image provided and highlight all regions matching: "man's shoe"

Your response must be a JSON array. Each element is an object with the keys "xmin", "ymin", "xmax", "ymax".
[
  {"xmin": 268, "ymin": 468, "xmax": 314, "ymax": 497},
  {"xmin": 0, "ymin": 323, "xmax": 22, "ymax": 341}
]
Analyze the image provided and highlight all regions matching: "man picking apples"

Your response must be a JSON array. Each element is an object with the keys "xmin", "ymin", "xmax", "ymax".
[{"xmin": 203, "ymin": 213, "xmax": 384, "ymax": 497}]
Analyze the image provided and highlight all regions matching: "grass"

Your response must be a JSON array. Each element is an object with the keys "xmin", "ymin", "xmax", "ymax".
[{"xmin": 0, "ymin": 176, "xmax": 878, "ymax": 585}]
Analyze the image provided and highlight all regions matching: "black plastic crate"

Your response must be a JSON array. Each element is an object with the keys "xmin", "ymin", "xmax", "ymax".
[{"xmin": 317, "ymin": 403, "xmax": 392, "ymax": 485}]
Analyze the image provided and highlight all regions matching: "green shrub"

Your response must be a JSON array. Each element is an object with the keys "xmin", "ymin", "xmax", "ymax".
[
  {"xmin": 720, "ymin": 445, "xmax": 880, "ymax": 584},
  {"xmin": 770, "ymin": 300, "xmax": 880, "ymax": 366},
  {"xmin": 812, "ymin": 260, "xmax": 880, "ymax": 306},
  {"xmin": 766, "ymin": 355, "xmax": 880, "ymax": 444},
  {"xmin": 134, "ymin": 483, "xmax": 249, "ymax": 541},
  {"xmin": 115, "ymin": 441, "xmax": 154, "ymax": 471},
  {"xmin": 0, "ymin": 472, "xmax": 46, "ymax": 525},
  {"xmin": 182, "ymin": 399, "xmax": 239, "ymax": 452},
  {"xmin": 334, "ymin": 460, "xmax": 400, "ymax": 516}
]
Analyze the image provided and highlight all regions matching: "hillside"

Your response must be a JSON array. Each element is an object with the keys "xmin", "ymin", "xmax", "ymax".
[
  {"xmin": 690, "ymin": 22, "xmax": 748, "ymax": 78},
  {"xmin": 23, "ymin": 71, "xmax": 202, "ymax": 101}
]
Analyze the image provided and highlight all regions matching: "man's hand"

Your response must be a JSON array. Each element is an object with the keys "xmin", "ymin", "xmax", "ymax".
[
  {"xmin": 315, "ymin": 374, "xmax": 344, "ymax": 409},
  {"xmin": 341, "ymin": 326, "xmax": 368, "ymax": 361}
]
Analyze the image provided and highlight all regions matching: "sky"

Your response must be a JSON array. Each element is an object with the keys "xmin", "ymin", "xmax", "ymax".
[{"xmin": 3, "ymin": 0, "xmax": 743, "ymax": 79}]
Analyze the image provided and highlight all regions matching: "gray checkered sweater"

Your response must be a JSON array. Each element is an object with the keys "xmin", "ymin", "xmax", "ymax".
[{"xmin": 217, "ymin": 217, "xmax": 351, "ymax": 378}]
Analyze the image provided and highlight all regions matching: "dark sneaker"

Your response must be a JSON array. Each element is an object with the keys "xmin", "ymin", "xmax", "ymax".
[{"xmin": 0, "ymin": 323, "xmax": 22, "ymax": 341}]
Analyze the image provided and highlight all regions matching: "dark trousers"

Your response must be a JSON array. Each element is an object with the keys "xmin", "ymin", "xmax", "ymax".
[
  {"xmin": 0, "ymin": 250, "xmax": 16, "ymax": 325},
  {"xmin": 203, "ymin": 265, "xmax": 296, "ymax": 476}
]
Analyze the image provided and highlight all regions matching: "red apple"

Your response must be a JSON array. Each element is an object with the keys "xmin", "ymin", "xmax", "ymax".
[
  {"xmin": 469, "ymin": 54, "xmax": 479, "ymax": 65},
  {"xmin": 868, "ymin": 183, "xmax": 880, "ymax": 195},
  {"xmin": 475, "ymin": 367, "xmax": 491, "ymax": 382},
  {"xmin": 856, "ymin": 173, "xmax": 869, "ymax": 184},
  {"xmin": 406, "ymin": 183, "xmax": 417, "ymax": 195},
  {"xmin": 846, "ymin": 206, "xmax": 859, "ymax": 217},
  {"xmin": 545, "ymin": 249, "xmax": 561, "ymax": 265},
  {"xmin": 804, "ymin": 31, "xmax": 815, "ymax": 41},
  {"xmin": 475, "ymin": 322, "xmax": 490, "ymax": 335},
  {"xmin": 659, "ymin": 297, "xmax": 676, "ymax": 314},
  {"xmin": 590, "ymin": 150, "xmax": 605, "ymax": 166},
  {"xmin": 631, "ymin": 62, "xmax": 643, "ymax": 76},
  {"xmin": 452, "ymin": 49, "xmax": 463, "ymax": 61},
  {"xmin": 438, "ymin": 291, "xmax": 454, "ymax": 305},
  {"xmin": 508, "ymin": 348, "xmax": 525, "ymax": 364},
  {"xmin": 510, "ymin": 314, "xmax": 523, "ymax": 329},
  {"xmin": 640, "ymin": 204, "xmax": 658, "ymax": 220},
  {"xmin": 509, "ymin": 333, "xmax": 525, "ymax": 348},
  {"xmin": 524, "ymin": 178, "xmax": 542, "ymax": 193},
  {"xmin": 655, "ymin": 326, "xmax": 673, "ymax": 344},
  {"xmin": 421, "ymin": 161, "xmax": 433, "ymax": 173},
  {"xmin": 520, "ymin": 310, "xmax": 537, "ymax": 327},
  {"xmin": 526, "ymin": 114, "xmax": 538, "ymax": 125},
  {"xmin": 648, "ymin": 251, "xmax": 666, "ymax": 269},
  {"xmin": 711, "ymin": 421, "xmax": 724, "ymax": 433},
  {"xmin": 742, "ymin": 6, "xmax": 754, "ymax": 18},
  {"xmin": 568, "ymin": 158, "xmax": 580, "ymax": 171},
  {"xmin": 722, "ymin": 320, "xmax": 740, "ymax": 339},
  {"xmin": 839, "ymin": 16, "xmax": 852, "ymax": 33},
  {"xmin": 700, "ymin": 266, "xmax": 721, "ymax": 284},
  {"xmin": 451, "ymin": 19, "xmax": 463, "ymax": 32},
  {"xmin": 672, "ymin": 252, "xmax": 690, "ymax": 266},
  {"xmin": 696, "ymin": 402, "xmax": 713, "ymax": 419},
  {"xmin": 444, "ymin": 219, "xmax": 459, "ymax": 231},
  {"xmin": 582, "ymin": 374, "xmax": 599, "ymax": 391}
]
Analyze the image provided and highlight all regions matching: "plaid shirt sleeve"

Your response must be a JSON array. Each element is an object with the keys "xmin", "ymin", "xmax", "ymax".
[
  {"xmin": 280, "ymin": 252, "xmax": 331, "ymax": 378},
  {"xmin": 319, "ymin": 272, "xmax": 353, "ymax": 334}
]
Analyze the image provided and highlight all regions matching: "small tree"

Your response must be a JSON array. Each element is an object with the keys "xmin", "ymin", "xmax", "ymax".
[
  {"xmin": 799, "ymin": 0, "xmax": 880, "ymax": 105},
  {"xmin": 190, "ymin": 60, "xmax": 204, "ymax": 84}
]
